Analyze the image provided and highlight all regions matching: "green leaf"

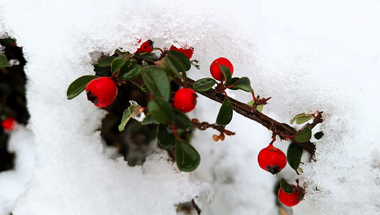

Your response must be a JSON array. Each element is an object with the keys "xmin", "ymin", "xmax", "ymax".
[
  {"xmin": 219, "ymin": 65, "xmax": 232, "ymax": 84},
  {"xmin": 230, "ymin": 77, "xmax": 252, "ymax": 92},
  {"xmin": 257, "ymin": 105, "xmax": 264, "ymax": 112},
  {"xmin": 296, "ymin": 115, "xmax": 313, "ymax": 124},
  {"xmin": 118, "ymin": 105, "xmax": 138, "ymax": 131},
  {"xmin": 287, "ymin": 142, "xmax": 303, "ymax": 171},
  {"xmin": 141, "ymin": 66, "xmax": 171, "ymax": 101},
  {"xmin": 98, "ymin": 56, "xmax": 115, "ymax": 67},
  {"xmin": 228, "ymin": 77, "xmax": 240, "ymax": 86},
  {"xmin": 157, "ymin": 124, "xmax": 176, "ymax": 149},
  {"xmin": 135, "ymin": 53, "xmax": 158, "ymax": 62},
  {"xmin": 94, "ymin": 65, "xmax": 110, "ymax": 75},
  {"xmin": 147, "ymin": 97, "xmax": 173, "ymax": 124},
  {"xmin": 216, "ymin": 97, "xmax": 233, "ymax": 126},
  {"xmin": 66, "ymin": 75, "xmax": 98, "ymax": 100},
  {"xmin": 290, "ymin": 113, "xmax": 308, "ymax": 124},
  {"xmin": 247, "ymin": 100, "xmax": 264, "ymax": 112},
  {"xmin": 280, "ymin": 178, "xmax": 295, "ymax": 194},
  {"xmin": 111, "ymin": 57, "xmax": 125, "ymax": 74},
  {"xmin": 118, "ymin": 58, "xmax": 142, "ymax": 80},
  {"xmin": 166, "ymin": 55, "xmax": 187, "ymax": 79},
  {"xmin": 175, "ymin": 139, "xmax": 201, "ymax": 172},
  {"xmin": 314, "ymin": 131, "xmax": 324, "ymax": 140},
  {"xmin": 141, "ymin": 114, "xmax": 159, "ymax": 125},
  {"xmin": 193, "ymin": 78, "xmax": 216, "ymax": 92},
  {"xmin": 295, "ymin": 124, "xmax": 312, "ymax": 142},
  {"xmin": 0, "ymin": 54, "xmax": 8, "ymax": 69},
  {"xmin": 173, "ymin": 108, "xmax": 193, "ymax": 131},
  {"xmin": 168, "ymin": 50, "xmax": 191, "ymax": 71},
  {"xmin": 290, "ymin": 118, "xmax": 296, "ymax": 124}
]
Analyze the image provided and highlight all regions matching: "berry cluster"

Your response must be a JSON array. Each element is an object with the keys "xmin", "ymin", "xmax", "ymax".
[
  {"xmin": 257, "ymin": 142, "xmax": 303, "ymax": 207},
  {"xmin": 81, "ymin": 40, "xmax": 197, "ymax": 110}
]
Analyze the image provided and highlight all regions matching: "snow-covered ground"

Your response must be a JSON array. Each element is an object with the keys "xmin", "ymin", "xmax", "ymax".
[{"xmin": 1, "ymin": 0, "xmax": 380, "ymax": 214}]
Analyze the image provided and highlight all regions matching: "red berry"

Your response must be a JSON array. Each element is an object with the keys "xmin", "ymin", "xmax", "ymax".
[
  {"xmin": 257, "ymin": 144, "xmax": 287, "ymax": 174},
  {"xmin": 278, "ymin": 187, "xmax": 301, "ymax": 207},
  {"xmin": 172, "ymin": 88, "xmax": 197, "ymax": 113},
  {"xmin": 210, "ymin": 57, "xmax": 234, "ymax": 81},
  {"xmin": 1, "ymin": 116, "xmax": 17, "ymax": 131},
  {"xmin": 136, "ymin": 40, "xmax": 153, "ymax": 53},
  {"xmin": 169, "ymin": 45, "xmax": 194, "ymax": 59},
  {"xmin": 85, "ymin": 77, "xmax": 118, "ymax": 107}
]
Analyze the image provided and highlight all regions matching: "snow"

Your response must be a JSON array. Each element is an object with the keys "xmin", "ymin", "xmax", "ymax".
[
  {"xmin": 0, "ymin": 126, "xmax": 35, "ymax": 215},
  {"xmin": 0, "ymin": 0, "xmax": 380, "ymax": 214}
]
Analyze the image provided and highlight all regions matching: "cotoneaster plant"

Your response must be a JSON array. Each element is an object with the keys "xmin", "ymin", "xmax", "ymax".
[{"xmin": 67, "ymin": 39, "xmax": 325, "ymax": 211}]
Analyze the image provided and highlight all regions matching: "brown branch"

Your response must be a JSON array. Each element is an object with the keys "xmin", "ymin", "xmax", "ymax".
[
  {"xmin": 129, "ymin": 76, "xmax": 319, "ymax": 155},
  {"xmin": 170, "ymin": 77, "xmax": 317, "ymax": 155}
]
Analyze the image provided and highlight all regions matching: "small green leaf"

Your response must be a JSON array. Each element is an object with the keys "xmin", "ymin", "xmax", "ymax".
[
  {"xmin": 94, "ymin": 65, "xmax": 110, "ymax": 75},
  {"xmin": 0, "ymin": 54, "xmax": 8, "ymax": 69},
  {"xmin": 175, "ymin": 139, "xmax": 201, "ymax": 172},
  {"xmin": 141, "ymin": 114, "xmax": 159, "ymax": 125},
  {"xmin": 295, "ymin": 124, "xmax": 312, "ymax": 142},
  {"xmin": 287, "ymin": 142, "xmax": 303, "ymax": 171},
  {"xmin": 193, "ymin": 78, "xmax": 216, "ymax": 92},
  {"xmin": 247, "ymin": 100, "xmax": 264, "ymax": 112},
  {"xmin": 98, "ymin": 56, "xmax": 115, "ymax": 67},
  {"xmin": 173, "ymin": 108, "xmax": 193, "ymax": 130},
  {"xmin": 296, "ymin": 115, "xmax": 313, "ymax": 124},
  {"xmin": 111, "ymin": 57, "xmax": 125, "ymax": 74},
  {"xmin": 165, "ymin": 55, "xmax": 187, "ymax": 80},
  {"xmin": 157, "ymin": 124, "xmax": 176, "ymax": 149},
  {"xmin": 314, "ymin": 131, "xmax": 324, "ymax": 140},
  {"xmin": 290, "ymin": 113, "xmax": 307, "ymax": 124},
  {"xmin": 290, "ymin": 118, "xmax": 296, "ymax": 124},
  {"xmin": 297, "ymin": 167, "xmax": 304, "ymax": 173},
  {"xmin": 228, "ymin": 77, "xmax": 240, "ymax": 87},
  {"xmin": 280, "ymin": 178, "xmax": 295, "ymax": 194},
  {"xmin": 118, "ymin": 105, "xmax": 138, "ymax": 131},
  {"xmin": 135, "ymin": 53, "xmax": 158, "ymax": 62},
  {"xmin": 67, "ymin": 75, "xmax": 98, "ymax": 100},
  {"xmin": 147, "ymin": 97, "xmax": 173, "ymax": 124},
  {"xmin": 141, "ymin": 66, "xmax": 171, "ymax": 101},
  {"xmin": 168, "ymin": 50, "xmax": 191, "ymax": 71},
  {"xmin": 219, "ymin": 65, "xmax": 232, "ymax": 84},
  {"xmin": 257, "ymin": 105, "xmax": 264, "ymax": 112},
  {"xmin": 118, "ymin": 58, "xmax": 142, "ymax": 80},
  {"xmin": 230, "ymin": 77, "xmax": 252, "ymax": 92},
  {"xmin": 216, "ymin": 97, "xmax": 233, "ymax": 126}
]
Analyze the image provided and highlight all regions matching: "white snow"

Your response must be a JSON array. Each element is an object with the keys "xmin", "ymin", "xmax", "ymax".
[
  {"xmin": 0, "ymin": 126, "xmax": 35, "ymax": 215},
  {"xmin": 0, "ymin": 0, "xmax": 380, "ymax": 214}
]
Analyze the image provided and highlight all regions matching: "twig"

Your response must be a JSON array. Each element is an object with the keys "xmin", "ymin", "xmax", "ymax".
[{"xmin": 171, "ymin": 77, "xmax": 317, "ymax": 155}]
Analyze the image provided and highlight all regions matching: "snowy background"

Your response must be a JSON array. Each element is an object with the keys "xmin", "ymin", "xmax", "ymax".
[{"xmin": 1, "ymin": 0, "xmax": 380, "ymax": 214}]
